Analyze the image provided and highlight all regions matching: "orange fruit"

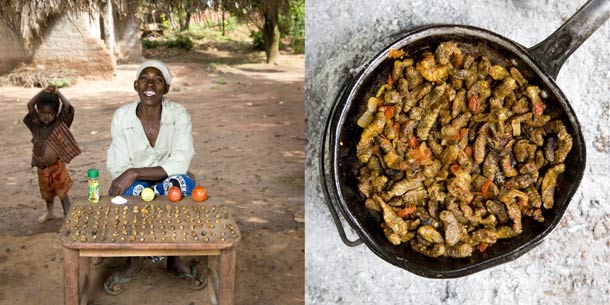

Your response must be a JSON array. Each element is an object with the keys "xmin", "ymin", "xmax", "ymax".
[
  {"xmin": 191, "ymin": 185, "xmax": 208, "ymax": 202},
  {"xmin": 167, "ymin": 186, "xmax": 182, "ymax": 202}
]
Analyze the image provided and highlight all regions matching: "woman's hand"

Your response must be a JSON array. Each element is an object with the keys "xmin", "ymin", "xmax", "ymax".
[{"xmin": 108, "ymin": 169, "xmax": 139, "ymax": 196}]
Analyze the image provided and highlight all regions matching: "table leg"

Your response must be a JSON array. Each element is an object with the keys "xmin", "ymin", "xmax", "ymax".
[
  {"xmin": 63, "ymin": 247, "xmax": 79, "ymax": 305},
  {"xmin": 80, "ymin": 256, "xmax": 90, "ymax": 305},
  {"xmin": 218, "ymin": 248, "xmax": 236, "ymax": 305}
]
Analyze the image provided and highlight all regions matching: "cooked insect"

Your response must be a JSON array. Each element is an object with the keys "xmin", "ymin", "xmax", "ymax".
[
  {"xmin": 435, "ymin": 41, "xmax": 463, "ymax": 66},
  {"xmin": 389, "ymin": 48, "xmax": 405, "ymax": 59},
  {"xmin": 357, "ymin": 97, "xmax": 381, "ymax": 128},
  {"xmin": 377, "ymin": 195, "xmax": 415, "ymax": 243},
  {"xmin": 545, "ymin": 120, "xmax": 573, "ymax": 164},
  {"xmin": 404, "ymin": 83, "xmax": 432, "ymax": 113},
  {"xmin": 356, "ymin": 41, "xmax": 573, "ymax": 258},
  {"xmin": 541, "ymin": 163, "xmax": 565, "ymax": 209},
  {"xmin": 417, "ymin": 108, "xmax": 440, "ymax": 140},
  {"xmin": 493, "ymin": 77, "xmax": 518, "ymax": 101},
  {"xmin": 417, "ymin": 225, "xmax": 445, "ymax": 244},
  {"xmin": 445, "ymin": 243, "xmax": 473, "ymax": 258},
  {"xmin": 526, "ymin": 86, "xmax": 545, "ymax": 117},
  {"xmin": 392, "ymin": 59, "xmax": 414, "ymax": 86},
  {"xmin": 382, "ymin": 179, "xmax": 423, "ymax": 200},
  {"xmin": 474, "ymin": 123, "xmax": 489, "ymax": 164},
  {"xmin": 439, "ymin": 210, "xmax": 465, "ymax": 246},
  {"xmin": 510, "ymin": 67, "xmax": 528, "ymax": 88},
  {"xmin": 416, "ymin": 53, "xmax": 450, "ymax": 82},
  {"xmin": 489, "ymin": 65, "xmax": 509, "ymax": 80}
]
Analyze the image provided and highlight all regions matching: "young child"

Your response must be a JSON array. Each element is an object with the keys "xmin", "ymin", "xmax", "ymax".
[{"xmin": 24, "ymin": 86, "xmax": 81, "ymax": 223}]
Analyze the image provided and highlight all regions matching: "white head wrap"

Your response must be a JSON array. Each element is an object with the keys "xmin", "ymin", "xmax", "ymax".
[{"xmin": 136, "ymin": 59, "xmax": 172, "ymax": 85}]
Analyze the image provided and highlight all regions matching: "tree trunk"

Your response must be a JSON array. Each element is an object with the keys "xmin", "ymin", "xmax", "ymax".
[
  {"xmin": 114, "ymin": 6, "xmax": 143, "ymax": 63},
  {"xmin": 167, "ymin": 6, "xmax": 176, "ymax": 32},
  {"xmin": 183, "ymin": 10, "xmax": 191, "ymax": 32},
  {"xmin": 221, "ymin": 7, "xmax": 225, "ymax": 36},
  {"xmin": 177, "ymin": 0, "xmax": 192, "ymax": 32},
  {"xmin": 263, "ymin": 11, "xmax": 280, "ymax": 64},
  {"xmin": 100, "ymin": 0, "xmax": 117, "ymax": 56}
]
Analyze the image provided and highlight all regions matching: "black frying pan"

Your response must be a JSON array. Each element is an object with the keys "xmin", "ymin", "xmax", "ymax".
[{"xmin": 320, "ymin": 0, "xmax": 609, "ymax": 278}]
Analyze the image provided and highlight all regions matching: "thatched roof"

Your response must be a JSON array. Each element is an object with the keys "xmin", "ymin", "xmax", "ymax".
[{"xmin": 0, "ymin": 0, "xmax": 138, "ymax": 52}]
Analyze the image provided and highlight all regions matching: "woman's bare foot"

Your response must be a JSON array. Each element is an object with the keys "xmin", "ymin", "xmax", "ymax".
[
  {"xmin": 166, "ymin": 256, "xmax": 207, "ymax": 290},
  {"xmin": 166, "ymin": 256, "xmax": 191, "ymax": 275},
  {"xmin": 104, "ymin": 257, "xmax": 143, "ymax": 295},
  {"xmin": 37, "ymin": 211, "xmax": 55, "ymax": 223}
]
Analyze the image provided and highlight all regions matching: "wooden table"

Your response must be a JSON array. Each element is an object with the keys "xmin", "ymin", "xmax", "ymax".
[{"xmin": 60, "ymin": 196, "xmax": 241, "ymax": 305}]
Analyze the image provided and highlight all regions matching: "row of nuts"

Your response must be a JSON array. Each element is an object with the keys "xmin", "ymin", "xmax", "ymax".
[{"xmin": 66, "ymin": 204, "xmax": 239, "ymax": 244}]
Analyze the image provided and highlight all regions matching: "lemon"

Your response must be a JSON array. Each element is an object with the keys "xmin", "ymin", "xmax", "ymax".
[{"xmin": 141, "ymin": 188, "xmax": 155, "ymax": 202}]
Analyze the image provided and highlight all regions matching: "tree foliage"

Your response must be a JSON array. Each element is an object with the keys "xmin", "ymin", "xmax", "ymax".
[
  {"xmin": 221, "ymin": 0, "xmax": 292, "ymax": 64},
  {"xmin": 0, "ymin": 0, "xmax": 303, "ymax": 64},
  {"xmin": 279, "ymin": 0, "xmax": 303, "ymax": 38},
  {"xmin": 138, "ymin": 0, "xmax": 210, "ymax": 32}
]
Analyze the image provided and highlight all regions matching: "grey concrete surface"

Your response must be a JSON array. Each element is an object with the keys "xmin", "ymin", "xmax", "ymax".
[{"xmin": 305, "ymin": 1, "xmax": 610, "ymax": 304}]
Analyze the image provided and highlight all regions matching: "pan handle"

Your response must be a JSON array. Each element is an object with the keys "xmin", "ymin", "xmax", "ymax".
[
  {"xmin": 529, "ymin": 0, "xmax": 610, "ymax": 79},
  {"xmin": 319, "ymin": 84, "xmax": 363, "ymax": 247}
]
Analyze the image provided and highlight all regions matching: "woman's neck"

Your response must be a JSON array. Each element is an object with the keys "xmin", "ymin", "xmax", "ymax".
[{"xmin": 137, "ymin": 102, "xmax": 162, "ymax": 120}]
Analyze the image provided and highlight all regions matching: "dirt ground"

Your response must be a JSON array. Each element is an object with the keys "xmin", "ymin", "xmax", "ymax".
[{"xmin": 0, "ymin": 46, "xmax": 304, "ymax": 305}]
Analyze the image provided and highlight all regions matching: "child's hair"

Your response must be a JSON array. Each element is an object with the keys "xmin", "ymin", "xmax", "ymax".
[{"xmin": 37, "ymin": 92, "xmax": 60, "ymax": 112}]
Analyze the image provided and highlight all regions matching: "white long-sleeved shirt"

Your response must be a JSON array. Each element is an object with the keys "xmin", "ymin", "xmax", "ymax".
[{"xmin": 107, "ymin": 98, "xmax": 194, "ymax": 179}]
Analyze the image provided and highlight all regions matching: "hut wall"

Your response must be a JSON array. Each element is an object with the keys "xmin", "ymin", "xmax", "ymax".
[
  {"xmin": 32, "ymin": 12, "xmax": 115, "ymax": 80},
  {"xmin": 0, "ymin": 25, "xmax": 27, "ymax": 74}
]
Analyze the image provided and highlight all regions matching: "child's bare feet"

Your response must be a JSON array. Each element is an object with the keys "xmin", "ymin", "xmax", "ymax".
[{"xmin": 37, "ymin": 211, "xmax": 55, "ymax": 223}]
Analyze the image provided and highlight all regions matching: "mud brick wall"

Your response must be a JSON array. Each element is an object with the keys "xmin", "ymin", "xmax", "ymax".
[
  {"xmin": 0, "ymin": 25, "xmax": 27, "ymax": 74},
  {"xmin": 32, "ymin": 12, "xmax": 115, "ymax": 80}
]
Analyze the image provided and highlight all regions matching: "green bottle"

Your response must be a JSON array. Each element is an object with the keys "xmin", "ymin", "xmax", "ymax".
[{"xmin": 87, "ymin": 168, "xmax": 100, "ymax": 203}]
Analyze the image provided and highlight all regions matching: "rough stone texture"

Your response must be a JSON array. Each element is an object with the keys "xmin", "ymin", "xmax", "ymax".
[
  {"xmin": 32, "ymin": 12, "xmax": 115, "ymax": 79},
  {"xmin": 305, "ymin": 1, "xmax": 610, "ymax": 304},
  {"xmin": 0, "ymin": 24, "xmax": 27, "ymax": 74}
]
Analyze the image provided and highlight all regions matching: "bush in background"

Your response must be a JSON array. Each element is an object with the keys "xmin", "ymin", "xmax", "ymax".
[
  {"xmin": 249, "ymin": 29, "xmax": 265, "ymax": 51},
  {"xmin": 142, "ymin": 38, "xmax": 160, "ymax": 49},
  {"xmin": 166, "ymin": 34, "xmax": 194, "ymax": 50}
]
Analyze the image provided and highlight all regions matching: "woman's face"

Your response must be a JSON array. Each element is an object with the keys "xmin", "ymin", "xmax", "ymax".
[{"xmin": 134, "ymin": 67, "xmax": 168, "ymax": 106}]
